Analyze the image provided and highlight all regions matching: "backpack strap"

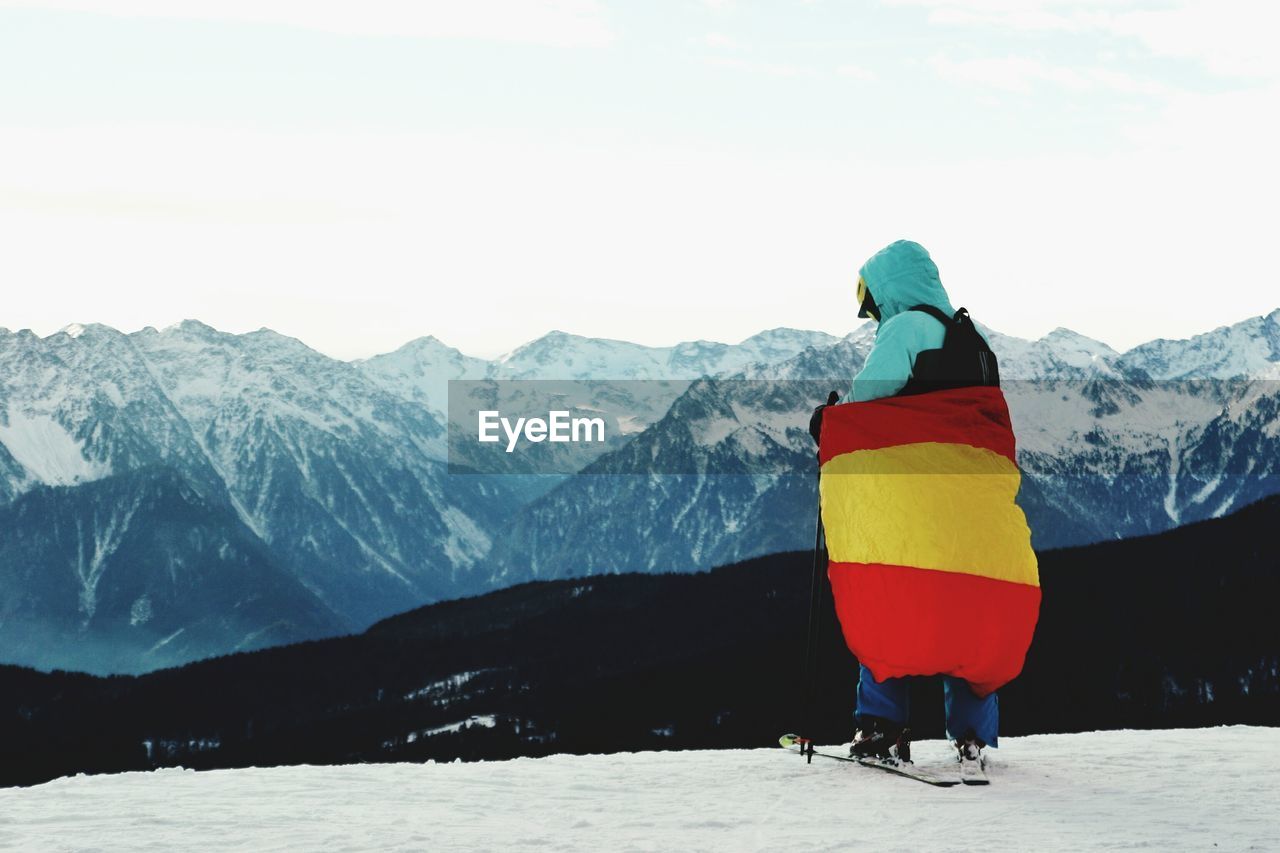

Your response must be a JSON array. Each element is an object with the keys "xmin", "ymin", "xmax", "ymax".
[
  {"xmin": 898, "ymin": 303, "xmax": 1000, "ymax": 394},
  {"xmin": 908, "ymin": 304, "xmax": 956, "ymax": 326}
]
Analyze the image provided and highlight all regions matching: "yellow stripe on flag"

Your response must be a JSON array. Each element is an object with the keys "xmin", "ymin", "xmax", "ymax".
[{"xmin": 820, "ymin": 442, "xmax": 1039, "ymax": 587}]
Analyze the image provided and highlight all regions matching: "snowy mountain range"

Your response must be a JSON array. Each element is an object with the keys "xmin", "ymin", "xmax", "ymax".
[
  {"xmin": 487, "ymin": 312, "xmax": 1280, "ymax": 582},
  {"xmin": 360, "ymin": 328, "xmax": 837, "ymax": 417},
  {"xmin": 363, "ymin": 328, "xmax": 839, "ymax": 475},
  {"xmin": 0, "ymin": 323, "xmax": 832, "ymax": 672},
  {"xmin": 2, "ymin": 309, "xmax": 1278, "ymax": 672}
]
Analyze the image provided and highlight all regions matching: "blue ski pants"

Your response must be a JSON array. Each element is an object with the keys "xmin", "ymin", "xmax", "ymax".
[{"xmin": 856, "ymin": 665, "xmax": 999, "ymax": 747}]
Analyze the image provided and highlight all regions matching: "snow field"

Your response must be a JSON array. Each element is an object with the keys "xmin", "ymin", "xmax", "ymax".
[
  {"xmin": 0, "ymin": 411, "xmax": 107, "ymax": 486},
  {"xmin": 1, "ymin": 727, "xmax": 1276, "ymax": 852}
]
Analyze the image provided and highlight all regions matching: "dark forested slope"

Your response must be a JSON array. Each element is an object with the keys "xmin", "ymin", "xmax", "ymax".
[{"xmin": 3, "ymin": 496, "xmax": 1277, "ymax": 787}]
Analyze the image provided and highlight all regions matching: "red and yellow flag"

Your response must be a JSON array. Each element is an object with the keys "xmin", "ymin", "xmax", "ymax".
[{"xmin": 819, "ymin": 386, "xmax": 1040, "ymax": 697}]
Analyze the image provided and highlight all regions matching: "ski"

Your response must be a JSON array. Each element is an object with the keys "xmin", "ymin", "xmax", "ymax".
[
  {"xmin": 855, "ymin": 755, "xmax": 962, "ymax": 787},
  {"xmin": 778, "ymin": 734, "xmax": 960, "ymax": 787},
  {"xmin": 959, "ymin": 758, "xmax": 990, "ymax": 786}
]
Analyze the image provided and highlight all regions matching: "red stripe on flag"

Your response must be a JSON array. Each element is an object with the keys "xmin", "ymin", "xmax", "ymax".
[
  {"xmin": 818, "ymin": 386, "xmax": 1016, "ymax": 465},
  {"xmin": 827, "ymin": 560, "xmax": 1041, "ymax": 697}
]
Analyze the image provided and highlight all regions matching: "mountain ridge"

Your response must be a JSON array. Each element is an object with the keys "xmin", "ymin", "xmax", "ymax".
[{"xmin": 18, "ymin": 304, "xmax": 1278, "ymax": 394}]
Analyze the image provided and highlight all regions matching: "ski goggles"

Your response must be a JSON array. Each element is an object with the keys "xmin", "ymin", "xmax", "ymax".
[{"xmin": 857, "ymin": 275, "xmax": 879, "ymax": 321}]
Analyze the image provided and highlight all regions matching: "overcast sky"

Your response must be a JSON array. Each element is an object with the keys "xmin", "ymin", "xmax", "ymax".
[{"xmin": 1, "ymin": 0, "xmax": 1276, "ymax": 359}]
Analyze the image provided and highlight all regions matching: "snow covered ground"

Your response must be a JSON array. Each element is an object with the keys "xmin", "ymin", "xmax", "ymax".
[{"xmin": 2, "ymin": 727, "xmax": 1276, "ymax": 852}]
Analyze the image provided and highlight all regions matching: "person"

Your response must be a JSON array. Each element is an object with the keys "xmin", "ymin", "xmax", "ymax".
[{"xmin": 826, "ymin": 239, "xmax": 999, "ymax": 773}]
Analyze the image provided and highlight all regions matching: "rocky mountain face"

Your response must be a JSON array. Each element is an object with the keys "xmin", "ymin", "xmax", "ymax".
[
  {"xmin": 128, "ymin": 321, "xmax": 512, "ymax": 625},
  {"xmin": 0, "ymin": 323, "xmax": 830, "ymax": 672},
  {"xmin": 0, "ymin": 324, "xmax": 228, "ymax": 501},
  {"xmin": 0, "ymin": 467, "xmax": 341, "ymax": 674},
  {"xmin": 0, "ymin": 322, "xmax": 526, "ymax": 672},
  {"xmin": 490, "ymin": 328, "xmax": 840, "ymax": 383},
  {"xmin": 361, "ymin": 328, "xmax": 838, "ymax": 416},
  {"xmin": 361, "ymin": 328, "xmax": 838, "ymax": 475},
  {"xmin": 487, "ymin": 314, "xmax": 1280, "ymax": 582},
  {"xmin": 356, "ymin": 335, "xmax": 491, "ymax": 417},
  {"xmin": 1116, "ymin": 309, "xmax": 1280, "ymax": 380}
]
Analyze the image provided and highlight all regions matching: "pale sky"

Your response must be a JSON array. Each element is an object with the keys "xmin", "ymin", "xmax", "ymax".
[{"xmin": 1, "ymin": 0, "xmax": 1277, "ymax": 359}]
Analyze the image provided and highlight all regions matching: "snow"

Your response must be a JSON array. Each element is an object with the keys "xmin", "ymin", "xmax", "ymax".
[
  {"xmin": 1003, "ymin": 379, "xmax": 1224, "ymax": 459},
  {"xmin": 73, "ymin": 492, "xmax": 143, "ymax": 618},
  {"xmin": 988, "ymin": 327, "xmax": 1122, "ymax": 380},
  {"xmin": 416, "ymin": 714, "xmax": 497, "ymax": 738},
  {"xmin": 615, "ymin": 414, "xmax": 647, "ymax": 435},
  {"xmin": 691, "ymin": 414, "xmax": 739, "ymax": 447},
  {"xmin": 1, "ymin": 727, "xmax": 1275, "ymax": 851},
  {"xmin": 147, "ymin": 628, "xmax": 185, "ymax": 654},
  {"xmin": 1120, "ymin": 310, "xmax": 1280, "ymax": 379},
  {"xmin": 489, "ymin": 328, "xmax": 838, "ymax": 384},
  {"xmin": 0, "ymin": 411, "xmax": 108, "ymax": 486},
  {"xmin": 403, "ymin": 670, "xmax": 484, "ymax": 701}
]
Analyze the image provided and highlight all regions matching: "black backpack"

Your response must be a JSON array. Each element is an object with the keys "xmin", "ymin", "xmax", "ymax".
[{"xmin": 897, "ymin": 304, "xmax": 1000, "ymax": 396}]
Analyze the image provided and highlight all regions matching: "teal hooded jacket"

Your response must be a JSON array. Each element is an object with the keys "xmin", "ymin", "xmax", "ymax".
[{"xmin": 848, "ymin": 240, "xmax": 985, "ymax": 402}]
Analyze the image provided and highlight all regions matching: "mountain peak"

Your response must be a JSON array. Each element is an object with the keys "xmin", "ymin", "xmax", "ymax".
[
  {"xmin": 738, "ymin": 327, "xmax": 840, "ymax": 347},
  {"xmin": 383, "ymin": 335, "xmax": 472, "ymax": 359},
  {"xmin": 239, "ymin": 328, "xmax": 332, "ymax": 362},
  {"xmin": 1040, "ymin": 327, "xmax": 1118, "ymax": 354},
  {"xmin": 160, "ymin": 319, "xmax": 221, "ymax": 338},
  {"xmin": 50, "ymin": 322, "xmax": 122, "ymax": 343},
  {"xmin": 1117, "ymin": 307, "xmax": 1280, "ymax": 379},
  {"xmin": 541, "ymin": 330, "xmax": 609, "ymax": 348},
  {"xmin": 742, "ymin": 326, "xmax": 803, "ymax": 340},
  {"xmin": 496, "ymin": 330, "xmax": 611, "ymax": 366}
]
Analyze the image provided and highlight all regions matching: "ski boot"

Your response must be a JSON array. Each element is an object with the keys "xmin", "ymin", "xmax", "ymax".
[
  {"xmin": 849, "ymin": 718, "xmax": 911, "ymax": 764},
  {"xmin": 954, "ymin": 731, "xmax": 988, "ymax": 785}
]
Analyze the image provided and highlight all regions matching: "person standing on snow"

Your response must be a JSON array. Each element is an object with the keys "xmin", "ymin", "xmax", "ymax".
[{"xmin": 812, "ymin": 239, "xmax": 1003, "ymax": 774}]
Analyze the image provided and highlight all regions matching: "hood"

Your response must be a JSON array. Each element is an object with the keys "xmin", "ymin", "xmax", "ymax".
[{"xmin": 858, "ymin": 240, "xmax": 954, "ymax": 323}]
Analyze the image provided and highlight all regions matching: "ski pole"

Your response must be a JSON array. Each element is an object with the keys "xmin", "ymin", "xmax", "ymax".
[
  {"xmin": 800, "ymin": 391, "xmax": 838, "ymax": 763},
  {"xmin": 800, "ymin": 496, "xmax": 826, "ymax": 763}
]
